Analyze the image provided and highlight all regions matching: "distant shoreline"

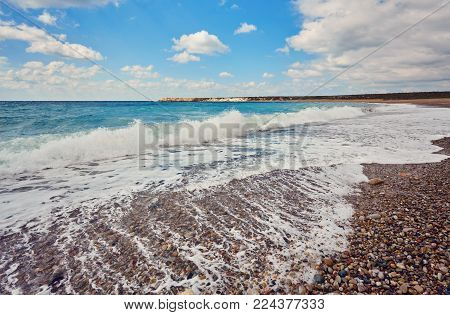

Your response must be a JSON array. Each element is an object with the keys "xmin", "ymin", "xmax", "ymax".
[{"xmin": 159, "ymin": 91, "xmax": 450, "ymax": 107}]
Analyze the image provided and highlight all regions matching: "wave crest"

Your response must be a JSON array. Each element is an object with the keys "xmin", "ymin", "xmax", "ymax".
[{"xmin": 0, "ymin": 106, "xmax": 365, "ymax": 173}]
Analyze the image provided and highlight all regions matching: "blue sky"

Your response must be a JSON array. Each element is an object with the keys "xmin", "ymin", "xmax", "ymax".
[{"xmin": 0, "ymin": 0, "xmax": 449, "ymax": 100}]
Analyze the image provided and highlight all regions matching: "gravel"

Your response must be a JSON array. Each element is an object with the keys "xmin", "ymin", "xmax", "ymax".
[{"xmin": 307, "ymin": 138, "xmax": 449, "ymax": 295}]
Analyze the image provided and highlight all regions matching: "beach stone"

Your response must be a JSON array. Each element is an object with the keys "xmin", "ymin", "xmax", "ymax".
[
  {"xmin": 368, "ymin": 213, "xmax": 381, "ymax": 220},
  {"xmin": 357, "ymin": 283, "xmax": 366, "ymax": 293},
  {"xmin": 399, "ymin": 283, "xmax": 408, "ymax": 294},
  {"xmin": 368, "ymin": 178, "xmax": 384, "ymax": 185},
  {"xmin": 313, "ymin": 274, "xmax": 325, "ymax": 284},
  {"xmin": 439, "ymin": 266, "xmax": 448, "ymax": 274},
  {"xmin": 396, "ymin": 263, "xmax": 405, "ymax": 269},
  {"xmin": 323, "ymin": 258, "xmax": 334, "ymax": 267},
  {"xmin": 413, "ymin": 285, "xmax": 424, "ymax": 294},
  {"xmin": 378, "ymin": 272, "xmax": 385, "ymax": 280},
  {"xmin": 180, "ymin": 288, "xmax": 194, "ymax": 295},
  {"xmin": 338, "ymin": 270, "xmax": 347, "ymax": 277},
  {"xmin": 298, "ymin": 286, "xmax": 307, "ymax": 295}
]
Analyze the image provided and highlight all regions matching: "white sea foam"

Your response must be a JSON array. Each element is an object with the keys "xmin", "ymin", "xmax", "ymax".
[
  {"xmin": 0, "ymin": 106, "xmax": 365, "ymax": 174},
  {"xmin": 0, "ymin": 104, "xmax": 448, "ymax": 231}
]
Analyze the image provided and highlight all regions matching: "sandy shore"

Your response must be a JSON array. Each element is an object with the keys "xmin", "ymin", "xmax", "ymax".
[
  {"xmin": 290, "ymin": 98, "xmax": 450, "ymax": 107},
  {"xmin": 377, "ymin": 98, "xmax": 450, "ymax": 107},
  {"xmin": 307, "ymin": 138, "xmax": 449, "ymax": 295}
]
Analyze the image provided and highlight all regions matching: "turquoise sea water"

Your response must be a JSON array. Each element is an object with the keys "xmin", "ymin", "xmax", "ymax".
[{"xmin": 0, "ymin": 101, "xmax": 362, "ymax": 141}]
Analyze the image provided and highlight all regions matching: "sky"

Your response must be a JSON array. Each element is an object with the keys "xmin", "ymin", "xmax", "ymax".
[{"xmin": 0, "ymin": 0, "xmax": 449, "ymax": 100}]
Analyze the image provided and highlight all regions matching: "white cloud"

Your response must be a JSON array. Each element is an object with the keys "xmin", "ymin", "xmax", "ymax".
[
  {"xmin": 218, "ymin": 0, "xmax": 226, "ymax": 6},
  {"xmin": 168, "ymin": 51, "xmax": 200, "ymax": 64},
  {"xmin": 231, "ymin": 4, "xmax": 239, "ymax": 10},
  {"xmin": 290, "ymin": 61, "xmax": 302, "ymax": 69},
  {"xmin": 37, "ymin": 10, "xmax": 57, "ymax": 26},
  {"xmin": 219, "ymin": 71, "xmax": 233, "ymax": 78},
  {"xmin": 234, "ymin": 22, "xmax": 257, "ymax": 35},
  {"xmin": 170, "ymin": 30, "xmax": 229, "ymax": 63},
  {"xmin": 262, "ymin": 72, "xmax": 274, "ymax": 78},
  {"xmin": 276, "ymin": 45, "xmax": 289, "ymax": 54},
  {"xmin": 121, "ymin": 64, "xmax": 159, "ymax": 79},
  {"xmin": 8, "ymin": 0, "xmax": 120, "ymax": 9},
  {"xmin": 283, "ymin": 68, "xmax": 321, "ymax": 79},
  {"xmin": 162, "ymin": 77, "xmax": 221, "ymax": 90},
  {"xmin": 0, "ymin": 60, "xmax": 100, "ymax": 90},
  {"xmin": 0, "ymin": 20, "xmax": 16, "ymax": 26},
  {"xmin": 172, "ymin": 30, "xmax": 229, "ymax": 55},
  {"xmin": 284, "ymin": 0, "xmax": 450, "ymax": 88},
  {"xmin": 0, "ymin": 23, "xmax": 103, "ymax": 60}
]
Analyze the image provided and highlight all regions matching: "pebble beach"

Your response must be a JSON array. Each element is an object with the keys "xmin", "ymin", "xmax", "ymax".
[{"xmin": 307, "ymin": 138, "xmax": 449, "ymax": 295}]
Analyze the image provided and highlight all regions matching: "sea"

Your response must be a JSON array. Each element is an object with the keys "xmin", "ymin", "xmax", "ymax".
[{"xmin": 0, "ymin": 101, "xmax": 448, "ymax": 294}]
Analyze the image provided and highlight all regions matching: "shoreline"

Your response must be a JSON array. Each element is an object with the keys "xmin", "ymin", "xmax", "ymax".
[
  {"xmin": 158, "ymin": 92, "xmax": 450, "ymax": 108},
  {"xmin": 307, "ymin": 137, "xmax": 449, "ymax": 295},
  {"xmin": 158, "ymin": 98, "xmax": 450, "ymax": 108}
]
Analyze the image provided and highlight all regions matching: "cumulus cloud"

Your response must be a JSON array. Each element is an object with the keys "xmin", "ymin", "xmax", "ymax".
[
  {"xmin": 168, "ymin": 51, "xmax": 200, "ymax": 64},
  {"xmin": 170, "ymin": 30, "xmax": 229, "ymax": 63},
  {"xmin": 37, "ymin": 10, "xmax": 57, "ymax": 25},
  {"xmin": 231, "ymin": 4, "xmax": 239, "ymax": 10},
  {"xmin": 0, "ymin": 60, "xmax": 100, "ymax": 90},
  {"xmin": 262, "ymin": 72, "xmax": 274, "ymax": 78},
  {"xmin": 0, "ymin": 23, "xmax": 103, "ymax": 60},
  {"xmin": 219, "ymin": 71, "xmax": 233, "ymax": 78},
  {"xmin": 284, "ymin": 0, "xmax": 450, "ymax": 88},
  {"xmin": 290, "ymin": 61, "xmax": 302, "ymax": 69},
  {"xmin": 234, "ymin": 22, "xmax": 257, "ymax": 35},
  {"xmin": 283, "ymin": 68, "xmax": 321, "ymax": 79},
  {"xmin": 8, "ymin": 0, "xmax": 120, "ymax": 9},
  {"xmin": 276, "ymin": 45, "xmax": 289, "ymax": 54},
  {"xmin": 172, "ymin": 30, "xmax": 229, "ymax": 55},
  {"xmin": 121, "ymin": 64, "xmax": 159, "ymax": 79}
]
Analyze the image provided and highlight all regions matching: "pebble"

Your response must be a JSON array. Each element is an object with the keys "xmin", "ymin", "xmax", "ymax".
[
  {"xmin": 399, "ymin": 283, "xmax": 408, "ymax": 294},
  {"xmin": 180, "ymin": 288, "xmax": 194, "ymax": 295},
  {"xmin": 338, "ymin": 270, "xmax": 347, "ymax": 277},
  {"xmin": 368, "ymin": 178, "xmax": 384, "ymax": 185},
  {"xmin": 368, "ymin": 213, "xmax": 381, "ymax": 220},
  {"xmin": 413, "ymin": 285, "xmax": 424, "ymax": 294},
  {"xmin": 313, "ymin": 274, "xmax": 325, "ymax": 284},
  {"xmin": 396, "ymin": 263, "xmax": 405, "ymax": 269},
  {"xmin": 357, "ymin": 283, "xmax": 366, "ymax": 293},
  {"xmin": 323, "ymin": 258, "xmax": 334, "ymax": 267}
]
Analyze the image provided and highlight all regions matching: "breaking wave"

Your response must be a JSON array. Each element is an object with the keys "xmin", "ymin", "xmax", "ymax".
[{"xmin": 0, "ymin": 106, "xmax": 365, "ymax": 174}]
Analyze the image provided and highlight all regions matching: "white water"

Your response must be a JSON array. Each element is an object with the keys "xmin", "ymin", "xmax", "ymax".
[
  {"xmin": 0, "ymin": 104, "xmax": 448, "ymax": 231},
  {"xmin": 0, "ymin": 106, "xmax": 365, "ymax": 174}
]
